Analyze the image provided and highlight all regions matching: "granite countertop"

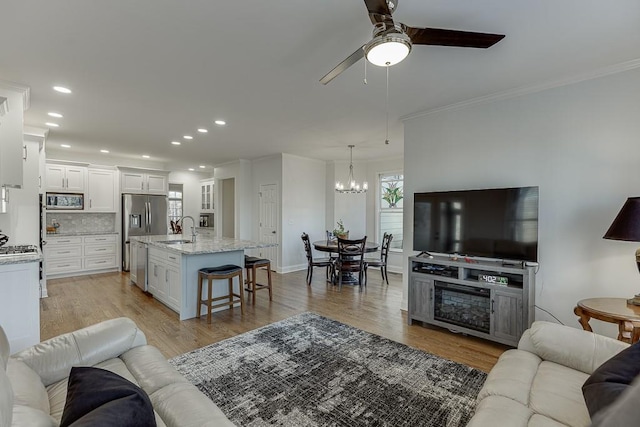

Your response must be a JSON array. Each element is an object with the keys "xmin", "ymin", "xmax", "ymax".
[
  {"xmin": 46, "ymin": 231, "xmax": 119, "ymax": 237},
  {"xmin": 0, "ymin": 250, "xmax": 43, "ymax": 265},
  {"xmin": 130, "ymin": 235, "xmax": 276, "ymax": 255}
]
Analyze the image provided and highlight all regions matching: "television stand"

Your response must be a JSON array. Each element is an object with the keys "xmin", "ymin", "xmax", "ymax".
[
  {"xmin": 416, "ymin": 251, "xmax": 434, "ymax": 258},
  {"xmin": 408, "ymin": 255, "xmax": 536, "ymax": 347}
]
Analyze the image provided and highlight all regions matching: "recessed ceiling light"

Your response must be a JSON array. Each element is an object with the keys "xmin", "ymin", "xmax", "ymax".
[
  {"xmin": 142, "ymin": 155, "xmax": 150, "ymax": 159},
  {"xmin": 214, "ymin": 120, "xmax": 226, "ymax": 126},
  {"xmin": 183, "ymin": 135, "xmax": 193, "ymax": 140},
  {"xmin": 199, "ymin": 165, "xmax": 206, "ymax": 169},
  {"xmin": 197, "ymin": 128, "xmax": 208, "ymax": 133},
  {"xmin": 48, "ymin": 112, "xmax": 63, "ymax": 118},
  {"xmin": 171, "ymin": 141, "xmax": 181, "ymax": 145},
  {"xmin": 188, "ymin": 168, "xmax": 195, "ymax": 171},
  {"xmin": 60, "ymin": 144, "xmax": 71, "ymax": 148},
  {"xmin": 100, "ymin": 149, "xmax": 109, "ymax": 153},
  {"xmin": 45, "ymin": 122, "xmax": 59, "ymax": 127},
  {"xmin": 53, "ymin": 86, "xmax": 72, "ymax": 94}
]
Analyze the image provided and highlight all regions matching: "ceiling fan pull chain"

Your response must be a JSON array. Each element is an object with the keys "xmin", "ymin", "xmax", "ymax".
[
  {"xmin": 385, "ymin": 66, "xmax": 390, "ymax": 145},
  {"xmin": 363, "ymin": 58, "xmax": 368, "ymax": 85}
]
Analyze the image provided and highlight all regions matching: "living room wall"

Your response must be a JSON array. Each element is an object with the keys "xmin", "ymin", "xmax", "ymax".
[{"xmin": 403, "ymin": 66, "xmax": 640, "ymax": 335}]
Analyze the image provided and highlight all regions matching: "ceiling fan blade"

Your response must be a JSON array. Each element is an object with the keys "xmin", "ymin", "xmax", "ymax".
[
  {"xmin": 404, "ymin": 26, "xmax": 505, "ymax": 48},
  {"xmin": 320, "ymin": 46, "xmax": 366, "ymax": 85},
  {"xmin": 364, "ymin": 0, "xmax": 392, "ymax": 24}
]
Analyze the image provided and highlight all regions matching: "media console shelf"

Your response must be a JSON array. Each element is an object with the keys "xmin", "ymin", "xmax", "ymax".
[{"xmin": 408, "ymin": 255, "xmax": 536, "ymax": 347}]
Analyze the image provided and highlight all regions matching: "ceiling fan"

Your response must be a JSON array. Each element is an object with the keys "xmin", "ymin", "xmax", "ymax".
[{"xmin": 320, "ymin": 0, "xmax": 505, "ymax": 85}]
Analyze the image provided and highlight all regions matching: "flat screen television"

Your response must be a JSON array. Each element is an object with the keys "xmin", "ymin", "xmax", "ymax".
[{"xmin": 413, "ymin": 186, "xmax": 539, "ymax": 262}]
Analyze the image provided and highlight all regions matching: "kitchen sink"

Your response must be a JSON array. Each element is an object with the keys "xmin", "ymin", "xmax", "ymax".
[{"xmin": 157, "ymin": 240, "xmax": 193, "ymax": 245}]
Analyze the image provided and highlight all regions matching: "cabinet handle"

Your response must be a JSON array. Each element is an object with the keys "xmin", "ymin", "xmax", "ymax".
[
  {"xmin": 141, "ymin": 182, "xmax": 144, "ymax": 190},
  {"xmin": 95, "ymin": 261, "xmax": 106, "ymax": 264},
  {"xmin": 58, "ymin": 264, "xmax": 70, "ymax": 268},
  {"xmin": 59, "ymin": 251, "xmax": 71, "ymax": 254},
  {"xmin": 90, "ymin": 199, "xmax": 92, "ymax": 208},
  {"xmin": 491, "ymin": 299, "xmax": 495, "ymax": 314},
  {"xmin": 165, "ymin": 270, "xmax": 169, "ymax": 281},
  {"xmin": 58, "ymin": 240, "xmax": 70, "ymax": 243},
  {"xmin": 95, "ymin": 248, "xmax": 106, "ymax": 251},
  {"xmin": 23, "ymin": 145, "xmax": 27, "ymax": 160}
]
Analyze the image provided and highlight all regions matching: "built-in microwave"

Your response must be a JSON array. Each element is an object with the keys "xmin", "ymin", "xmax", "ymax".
[{"xmin": 46, "ymin": 193, "xmax": 84, "ymax": 210}]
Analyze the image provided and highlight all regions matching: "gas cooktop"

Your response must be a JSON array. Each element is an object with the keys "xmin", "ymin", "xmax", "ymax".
[{"xmin": 0, "ymin": 245, "xmax": 39, "ymax": 256}]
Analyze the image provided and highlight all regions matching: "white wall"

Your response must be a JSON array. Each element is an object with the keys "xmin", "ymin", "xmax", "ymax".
[
  {"xmin": 365, "ymin": 157, "xmax": 404, "ymax": 273},
  {"xmin": 282, "ymin": 154, "xmax": 326, "ymax": 272},
  {"xmin": 403, "ymin": 66, "xmax": 640, "ymax": 336}
]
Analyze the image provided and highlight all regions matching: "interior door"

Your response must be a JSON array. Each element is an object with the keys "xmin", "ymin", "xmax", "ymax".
[{"xmin": 259, "ymin": 183, "xmax": 278, "ymax": 267}]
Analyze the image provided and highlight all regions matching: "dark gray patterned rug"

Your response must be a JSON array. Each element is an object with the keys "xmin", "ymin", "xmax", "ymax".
[{"xmin": 169, "ymin": 312, "xmax": 486, "ymax": 426}]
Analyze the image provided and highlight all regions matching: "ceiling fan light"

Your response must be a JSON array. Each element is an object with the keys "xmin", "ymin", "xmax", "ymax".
[{"xmin": 365, "ymin": 33, "xmax": 412, "ymax": 67}]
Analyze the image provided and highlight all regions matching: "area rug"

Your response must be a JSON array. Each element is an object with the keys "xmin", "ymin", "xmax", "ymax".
[{"xmin": 169, "ymin": 312, "xmax": 486, "ymax": 426}]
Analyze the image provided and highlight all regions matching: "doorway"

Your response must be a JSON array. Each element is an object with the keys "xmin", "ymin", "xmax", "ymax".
[{"xmin": 221, "ymin": 178, "xmax": 235, "ymax": 238}]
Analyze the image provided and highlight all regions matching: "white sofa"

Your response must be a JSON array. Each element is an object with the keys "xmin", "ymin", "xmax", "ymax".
[
  {"xmin": 0, "ymin": 317, "xmax": 234, "ymax": 427},
  {"xmin": 468, "ymin": 321, "xmax": 629, "ymax": 427}
]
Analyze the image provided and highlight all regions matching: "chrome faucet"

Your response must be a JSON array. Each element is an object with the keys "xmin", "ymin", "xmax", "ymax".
[{"xmin": 178, "ymin": 216, "xmax": 197, "ymax": 242}]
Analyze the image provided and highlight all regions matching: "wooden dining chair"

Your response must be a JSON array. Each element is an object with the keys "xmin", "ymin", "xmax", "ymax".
[
  {"xmin": 364, "ymin": 233, "xmax": 393, "ymax": 285},
  {"xmin": 335, "ymin": 236, "xmax": 367, "ymax": 291},
  {"xmin": 301, "ymin": 233, "xmax": 334, "ymax": 285}
]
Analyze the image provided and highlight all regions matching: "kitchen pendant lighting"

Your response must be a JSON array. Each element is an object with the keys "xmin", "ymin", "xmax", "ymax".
[{"xmin": 335, "ymin": 145, "xmax": 368, "ymax": 194}]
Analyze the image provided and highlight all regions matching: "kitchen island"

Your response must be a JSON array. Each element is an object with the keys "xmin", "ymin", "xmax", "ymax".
[{"xmin": 129, "ymin": 235, "xmax": 275, "ymax": 320}]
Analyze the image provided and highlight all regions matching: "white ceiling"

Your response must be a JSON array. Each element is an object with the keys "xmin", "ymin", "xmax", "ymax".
[{"xmin": 2, "ymin": 1, "xmax": 639, "ymax": 170}]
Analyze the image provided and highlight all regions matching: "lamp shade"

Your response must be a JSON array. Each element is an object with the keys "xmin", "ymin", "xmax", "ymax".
[{"xmin": 603, "ymin": 197, "xmax": 640, "ymax": 242}]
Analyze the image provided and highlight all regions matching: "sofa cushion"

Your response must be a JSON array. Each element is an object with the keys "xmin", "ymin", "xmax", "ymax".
[
  {"xmin": 477, "ymin": 349, "xmax": 542, "ymax": 406},
  {"xmin": 0, "ymin": 366, "xmax": 13, "ymax": 427},
  {"xmin": 12, "ymin": 405, "xmax": 57, "ymax": 427},
  {"xmin": 120, "ymin": 345, "xmax": 188, "ymax": 395},
  {"xmin": 6, "ymin": 359, "xmax": 50, "ymax": 414},
  {"xmin": 60, "ymin": 366, "xmax": 156, "ymax": 427},
  {"xmin": 582, "ymin": 339, "xmax": 640, "ymax": 417},
  {"xmin": 468, "ymin": 395, "xmax": 534, "ymax": 427},
  {"xmin": 529, "ymin": 361, "xmax": 590, "ymax": 427}
]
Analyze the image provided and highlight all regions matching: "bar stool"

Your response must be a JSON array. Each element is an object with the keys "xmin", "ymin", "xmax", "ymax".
[
  {"xmin": 197, "ymin": 265, "xmax": 244, "ymax": 323},
  {"xmin": 244, "ymin": 256, "xmax": 273, "ymax": 304}
]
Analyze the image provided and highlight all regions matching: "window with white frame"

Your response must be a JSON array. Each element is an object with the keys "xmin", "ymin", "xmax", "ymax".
[
  {"xmin": 168, "ymin": 183, "xmax": 183, "ymax": 224},
  {"xmin": 379, "ymin": 173, "xmax": 403, "ymax": 250}
]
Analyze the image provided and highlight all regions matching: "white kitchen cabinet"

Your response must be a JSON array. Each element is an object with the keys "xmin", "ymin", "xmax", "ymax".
[
  {"xmin": 0, "ymin": 261, "xmax": 40, "ymax": 353},
  {"xmin": 45, "ymin": 234, "xmax": 117, "ymax": 278},
  {"xmin": 119, "ymin": 168, "xmax": 168, "ymax": 195},
  {"xmin": 0, "ymin": 86, "xmax": 27, "ymax": 189},
  {"xmin": 87, "ymin": 168, "xmax": 116, "ymax": 212},
  {"xmin": 147, "ymin": 246, "xmax": 181, "ymax": 312},
  {"xmin": 46, "ymin": 164, "xmax": 85, "ymax": 192},
  {"xmin": 200, "ymin": 180, "xmax": 214, "ymax": 212}
]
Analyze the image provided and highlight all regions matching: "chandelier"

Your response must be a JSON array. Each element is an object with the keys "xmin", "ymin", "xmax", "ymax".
[{"xmin": 335, "ymin": 145, "xmax": 368, "ymax": 194}]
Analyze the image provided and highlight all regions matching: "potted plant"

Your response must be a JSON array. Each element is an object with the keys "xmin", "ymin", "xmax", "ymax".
[
  {"xmin": 382, "ymin": 181, "xmax": 403, "ymax": 208},
  {"xmin": 333, "ymin": 220, "xmax": 349, "ymax": 239}
]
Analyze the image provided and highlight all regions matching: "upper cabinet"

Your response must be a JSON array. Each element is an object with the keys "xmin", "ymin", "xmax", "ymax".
[
  {"xmin": 45, "ymin": 164, "xmax": 86, "ymax": 192},
  {"xmin": 119, "ymin": 168, "xmax": 168, "ymax": 195},
  {"xmin": 87, "ymin": 168, "xmax": 116, "ymax": 212},
  {"xmin": 201, "ymin": 179, "xmax": 214, "ymax": 212},
  {"xmin": 0, "ymin": 83, "xmax": 29, "ymax": 189}
]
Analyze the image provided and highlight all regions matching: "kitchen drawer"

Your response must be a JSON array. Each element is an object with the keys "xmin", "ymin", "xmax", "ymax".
[
  {"xmin": 84, "ymin": 235, "xmax": 117, "ymax": 244},
  {"xmin": 47, "ymin": 236, "xmax": 82, "ymax": 246},
  {"xmin": 45, "ymin": 245, "xmax": 83, "ymax": 259},
  {"xmin": 166, "ymin": 252, "xmax": 181, "ymax": 267},
  {"xmin": 84, "ymin": 255, "xmax": 117, "ymax": 270},
  {"xmin": 84, "ymin": 244, "xmax": 116, "ymax": 256},
  {"xmin": 46, "ymin": 258, "xmax": 83, "ymax": 274}
]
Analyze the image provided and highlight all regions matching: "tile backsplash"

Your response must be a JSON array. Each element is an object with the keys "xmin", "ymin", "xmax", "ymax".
[{"xmin": 47, "ymin": 213, "xmax": 116, "ymax": 234}]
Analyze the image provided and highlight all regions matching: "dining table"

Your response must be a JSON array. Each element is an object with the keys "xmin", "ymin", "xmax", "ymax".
[{"xmin": 313, "ymin": 240, "xmax": 379, "ymax": 285}]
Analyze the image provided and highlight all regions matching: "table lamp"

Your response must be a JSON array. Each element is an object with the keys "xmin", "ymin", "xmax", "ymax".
[{"xmin": 603, "ymin": 197, "xmax": 640, "ymax": 305}]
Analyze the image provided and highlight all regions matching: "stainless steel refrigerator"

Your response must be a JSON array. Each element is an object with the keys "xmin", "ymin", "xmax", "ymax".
[{"xmin": 122, "ymin": 194, "xmax": 168, "ymax": 272}]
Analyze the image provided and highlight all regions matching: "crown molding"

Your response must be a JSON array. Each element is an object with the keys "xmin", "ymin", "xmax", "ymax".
[
  {"xmin": 402, "ymin": 58, "xmax": 640, "ymax": 122},
  {"xmin": 0, "ymin": 80, "xmax": 30, "ymax": 111}
]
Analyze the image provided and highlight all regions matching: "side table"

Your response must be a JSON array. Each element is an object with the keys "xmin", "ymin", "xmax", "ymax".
[{"xmin": 574, "ymin": 298, "xmax": 640, "ymax": 344}]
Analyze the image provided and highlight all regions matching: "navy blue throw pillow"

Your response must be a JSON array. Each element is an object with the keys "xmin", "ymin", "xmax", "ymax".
[
  {"xmin": 582, "ymin": 340, "xmax": 640, "ymax": 417},
  {"xmin": 60, "ymin": 367, "xmax": 157, "ymax": 427}
]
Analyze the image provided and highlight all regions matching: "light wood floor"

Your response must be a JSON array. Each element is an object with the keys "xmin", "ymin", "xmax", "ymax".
[{"xmin": 40, "ymin": 268, "xmax": 508, "ymax": 372}]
